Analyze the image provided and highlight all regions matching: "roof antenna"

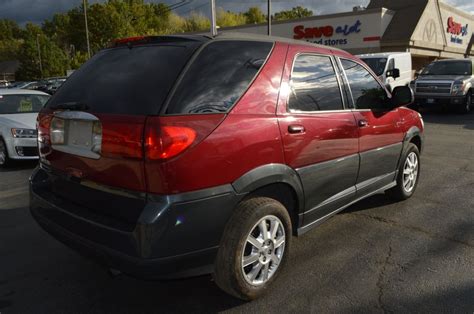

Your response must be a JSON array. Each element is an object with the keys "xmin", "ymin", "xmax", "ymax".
[{"xmin": 210, "ymin": 0, "xmax": 217, "ymax": 37}]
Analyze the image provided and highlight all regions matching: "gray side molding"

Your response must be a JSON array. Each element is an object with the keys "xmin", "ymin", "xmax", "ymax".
[{"xmin": 232, "ymin": 163, "xmax": 305, "ymax": 213}]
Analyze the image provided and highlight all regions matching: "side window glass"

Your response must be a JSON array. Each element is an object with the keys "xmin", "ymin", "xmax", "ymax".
[
  {"xmin": 289, "ymin": 55, "xmax": 343, "ymax": 112},
  {"xmin": 166, "ymin": 41, "xmax": 273, "ymax": 114},
  {"xmin": 341, "ymin": 59, "xmax": 387, "ymax": 110}
]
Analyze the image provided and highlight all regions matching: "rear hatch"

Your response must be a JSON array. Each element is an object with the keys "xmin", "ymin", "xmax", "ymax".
[
  {"xmin": 36, "ymin": 37, "xmax": 204, "ymax": 226},
  {"xmin": 36, "ymin": 37, "xmax": 274, "ymax": 227}
]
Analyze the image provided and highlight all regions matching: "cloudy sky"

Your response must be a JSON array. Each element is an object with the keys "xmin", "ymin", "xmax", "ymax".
[{"xmin": 0, "ymin": 0, "xmax": 472, "ymax": 25}]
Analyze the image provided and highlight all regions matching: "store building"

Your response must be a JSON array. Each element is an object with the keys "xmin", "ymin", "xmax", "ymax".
[{"xmin": 219, "ymin": 0, "xmax": 473, "ymax": 71}]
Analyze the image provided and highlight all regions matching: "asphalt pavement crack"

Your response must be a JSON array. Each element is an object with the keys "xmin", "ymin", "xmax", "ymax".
[
  {"xmin": 376, "ymin": 244, "xmax": 393, "ymax": 314},
  {"xmin": 350, "ymin": 213, "xmax": 473, "ymax": 249}
]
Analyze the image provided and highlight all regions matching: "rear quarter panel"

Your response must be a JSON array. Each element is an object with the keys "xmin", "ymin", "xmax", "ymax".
[{"xmin": 146, "ymin": 42, "xmax": 289, "ymax": 194}]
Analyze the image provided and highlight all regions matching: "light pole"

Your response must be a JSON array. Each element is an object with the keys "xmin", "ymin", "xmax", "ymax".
[
  {"xmin": 83, "ymin": 0, "xmax": 91, "ymax": 59},
  {"xmin": 36, "ymin": 34, "xmax": 43, "ymax": 79},
  {"xmin": 210, "ymin": 0, "xmax": 217, "ymax": 36},
  {"xmin": 267, "ymin": 0, "xmax": 271, "ymax": 36}
]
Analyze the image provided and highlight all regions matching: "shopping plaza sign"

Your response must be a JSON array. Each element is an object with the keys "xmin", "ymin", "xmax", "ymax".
[{"xmin": 446, "ymin": 16, "xmax": 469, "ymax": 44}]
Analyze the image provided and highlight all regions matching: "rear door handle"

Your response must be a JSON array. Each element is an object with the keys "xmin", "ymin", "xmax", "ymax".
[
  {"xmin": 288, "ymin": 125, "xmax": 305, "ymax": 134},
  {"xmin": 358, "ymin": 120, "xmax": 369, "ymax": 127}
]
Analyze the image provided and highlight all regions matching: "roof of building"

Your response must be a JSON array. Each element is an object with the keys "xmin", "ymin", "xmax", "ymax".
[
  {"xmin": 214, "ymin": 32, "xmax": 346, "ymax": 52},
  {"xmin": 0, "ymin": 60, "xmax": 20, "ymax": 74},
  {"xmin": 117, "ymin": 33, "xmax": 347, "ymax": 53},
  {"xmin": 367, "ymin": 0, "xmax": 429, "ymax": 43},
  {"xmin": 357, "ymin": 52, "xmax": 411, "ymax": 58}
]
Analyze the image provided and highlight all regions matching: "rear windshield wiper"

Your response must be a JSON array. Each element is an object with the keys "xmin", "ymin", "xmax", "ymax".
[{"xmin": 49, "ymin": 102, "xmax": 89, "ymax": 111}]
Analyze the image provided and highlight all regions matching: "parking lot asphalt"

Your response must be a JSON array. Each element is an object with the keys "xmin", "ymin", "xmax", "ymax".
[{"xmin": 0, "ymin": 110, "xmax": 473, "ymax": 314}]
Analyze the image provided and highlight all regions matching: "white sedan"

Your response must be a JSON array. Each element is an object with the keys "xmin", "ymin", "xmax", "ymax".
[{"xmin": 0, "ymin": 89, "xmax": 50, "ymax": 166}]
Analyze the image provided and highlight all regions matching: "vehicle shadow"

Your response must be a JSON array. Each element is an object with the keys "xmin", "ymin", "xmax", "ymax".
[
  {"xmin": 418, "ymin": 107, "xmax": 474, "ymax": 130},
  {"xmin": 0, "ymin": 160, "xmax": 38, "ymax": 173},
  {"xmin": 343, "ymin": 193, "xmax": 397, "ymax": 214}
]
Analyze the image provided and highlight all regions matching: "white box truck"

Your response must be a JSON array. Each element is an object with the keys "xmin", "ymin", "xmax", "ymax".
[{"xmin": 357, "ymin": 52, "xmax": 412, "ymax": 91}]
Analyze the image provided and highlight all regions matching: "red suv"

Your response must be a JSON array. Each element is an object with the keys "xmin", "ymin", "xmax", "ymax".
[{"xmin": 30, "ymin": 33, "xmax": 423, "ymax": 300}]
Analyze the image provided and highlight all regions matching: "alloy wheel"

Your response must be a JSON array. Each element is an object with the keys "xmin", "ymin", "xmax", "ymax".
[
  {"xmin": 241, "ymin": 215, "xmax": 286, "ymax": 286},
  {"xmin": 403, "ymin": 152, "xmax": 419, "ymax": 193}
]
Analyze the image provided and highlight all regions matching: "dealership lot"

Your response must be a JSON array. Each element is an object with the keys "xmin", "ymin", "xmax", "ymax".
[{"xmin": 0, "ymin": 111, "xmax": 473, "ymax": 313}]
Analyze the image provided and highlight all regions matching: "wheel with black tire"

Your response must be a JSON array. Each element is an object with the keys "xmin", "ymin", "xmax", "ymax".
[
  {"xmin": 213, "ymin": 197, "xmax": 292, "ymax": 300},
  {"xmin": 386, "ymin": 143, "xmax": 420, "ymax": 201},
  {"xmin": 458, "ymin": 90, "xmax": 472, "ymax": 114},
  {"xmin": 0, "ymin": 138, "xmax": 10, "ymax": 167}
]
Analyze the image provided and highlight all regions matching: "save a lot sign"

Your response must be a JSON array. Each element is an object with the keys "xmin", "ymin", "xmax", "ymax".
[
  {"xmin": 290, "ymin": 17, "xmax": 383, "ymax": 48},
  {"xmin": 446, "ymin": 16, "xmax": 469, "ymax": 45}
]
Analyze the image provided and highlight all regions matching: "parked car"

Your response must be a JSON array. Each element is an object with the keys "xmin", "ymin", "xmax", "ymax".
[
  {"xmin": 35, "ymin": 78, "xmax": 67, "ymax": 95},
  {"xmin": 358, "ymin": 52, "xmax": 412, "ymax": 91},
  {"xmin": 16, "ymin": 81, "xmax": 41, "ymax": 90},
  {"xmin": 0, "ymin": 89, "xmax": 50, "ymax": 166},
  {"xmin": 30, "ymin": 33, "xmax": 423, "ymax": 300},
  {"xmin": 0, "ymin": 80, "xmax": 11, "ymax": 88},
  {"xmin": 411, "ymin": 58, "xmax": 473, "ymax": 113}
]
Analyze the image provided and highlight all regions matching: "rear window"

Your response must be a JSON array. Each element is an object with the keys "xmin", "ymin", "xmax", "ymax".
[
  {"xmin": 47, "ymin": 42, "xmax": 201, "ymax": 115},
  {"xmin": 0, "ymin": 94, "xmax": 50, "ymax": 114},
  {"xmin": 165, "ymin": 40, "xmax": 273, "ymax": 114}
]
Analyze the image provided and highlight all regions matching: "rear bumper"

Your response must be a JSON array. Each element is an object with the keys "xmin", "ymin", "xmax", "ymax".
[{"xmin": 30, "ymin": 167, "xmax": 243, "ymax": 279}]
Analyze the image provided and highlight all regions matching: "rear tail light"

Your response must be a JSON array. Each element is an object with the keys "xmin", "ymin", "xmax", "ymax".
[
  {"xmin": 91, "ymin": 122, "xmax": 102, "ymax": 154},
  {"xmin": 50, "ymin": 117, "xmax": 65, "ymax": 144},
  {"xmin": 145, "ymin": 124, "xmax": 196, "ymax": 160},
  {"xmin": 37, "ymin": 112, "xmax": 53, "ymax": 164}
]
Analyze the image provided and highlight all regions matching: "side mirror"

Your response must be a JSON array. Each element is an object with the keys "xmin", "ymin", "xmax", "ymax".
[
  {"xmin": 391, "ymin": 86, "xmax": 414, "ymax": 108},
  {"xmin": 386, "ymin": 68, "xmax": 400, "ymax": 79}
]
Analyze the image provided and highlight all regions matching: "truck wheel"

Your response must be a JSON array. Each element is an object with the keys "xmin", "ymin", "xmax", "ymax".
[
  {"xmin": 0, "ymin": 138, "xmax": 10, "ymax": 167},
  {"xmin": 386, "ymin": 143, "xmax": 420, "ymax": 201},
  {"xmin": 213, "ymin": 197, "xmax": 292, "ymax": 300},
  {"xmin": 459, "ymin": 91, "xmax": 472, "ymax": 114}
]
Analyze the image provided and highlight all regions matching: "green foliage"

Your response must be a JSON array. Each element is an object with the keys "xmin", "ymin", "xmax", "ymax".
[
  {"xmin": 184, "ymin": 12, "xmax": 210, "ymax": 32},
  {"xmin": 0, "ymin": 19, "xmax": 24, "ymax": 40},
  {"xmin": 244, "ymin": 7, "xmax": 267, "ymax": 24},
  {"xmin": 274, "ymin": 6, "xmax": 313, "ymax": 21},
  {"xmin": 16, "ymin": 24, "xmax": 69, "ymax": 80},
  {"xmin": 217, "ymin": 9, "xmax": 246, "ymax": 27}
]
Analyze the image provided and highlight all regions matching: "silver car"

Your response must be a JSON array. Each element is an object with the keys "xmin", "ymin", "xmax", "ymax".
[{"xmin": 0, "ymin": 89, "xmax": 50, "ymax": 166}]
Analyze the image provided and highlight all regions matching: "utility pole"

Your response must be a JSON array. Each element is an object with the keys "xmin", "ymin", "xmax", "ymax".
[
  {"xmin": 36, "ymin": 34, "xmax": 43, "ymax": 79},
  {"xmin": 83, "ymin": 0, "xmax": 91, "ymax": 59},
  {"xmin": 210, "ymin": 0, "xmax": 217, "ymax": 37},
  {"xmin": 267, "ymin": 0, "xmax": 271, "ymax": 36}
]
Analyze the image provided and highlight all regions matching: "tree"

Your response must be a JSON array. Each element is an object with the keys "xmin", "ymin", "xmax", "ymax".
[
  {"xmin": 16, "ymin": 24, "xmax": 69, "ymax": 80},
  {"xmin": 0, "ymin": 19, "xmax": 23, "ymax": 40},
  {"xmin": 184, "ymin": 12, "xmax": 210, "ymax": 32},
  {"xmin": 0, "ymin": 19, "xmax": 23, "ymax": 61},
  {"xmin": 274, "ymin": 6, "xmax": 313, "ymax": 21},
  {"xmin": 244, "ymin": 7, "xmax": 266, "ymax": 24},
  {"xmin": 217, "ymin": 8, "xmax": 246, "ymax": 27}
]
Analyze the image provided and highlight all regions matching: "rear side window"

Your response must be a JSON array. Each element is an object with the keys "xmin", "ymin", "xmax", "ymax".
[
  {"xmin": 47, "ymin": 42, "xmax": 201, "ymax": 115},
  {"xmin": 165, "ymin": 41, "xmax": 273, "ymax": 114},
  {"xmin": 341, "ymin": 59, "xmax": 387, "ymax": 110},
  {"xmin": 289, "ymin": 54, "xmax": 343, "ymax": 112}
]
